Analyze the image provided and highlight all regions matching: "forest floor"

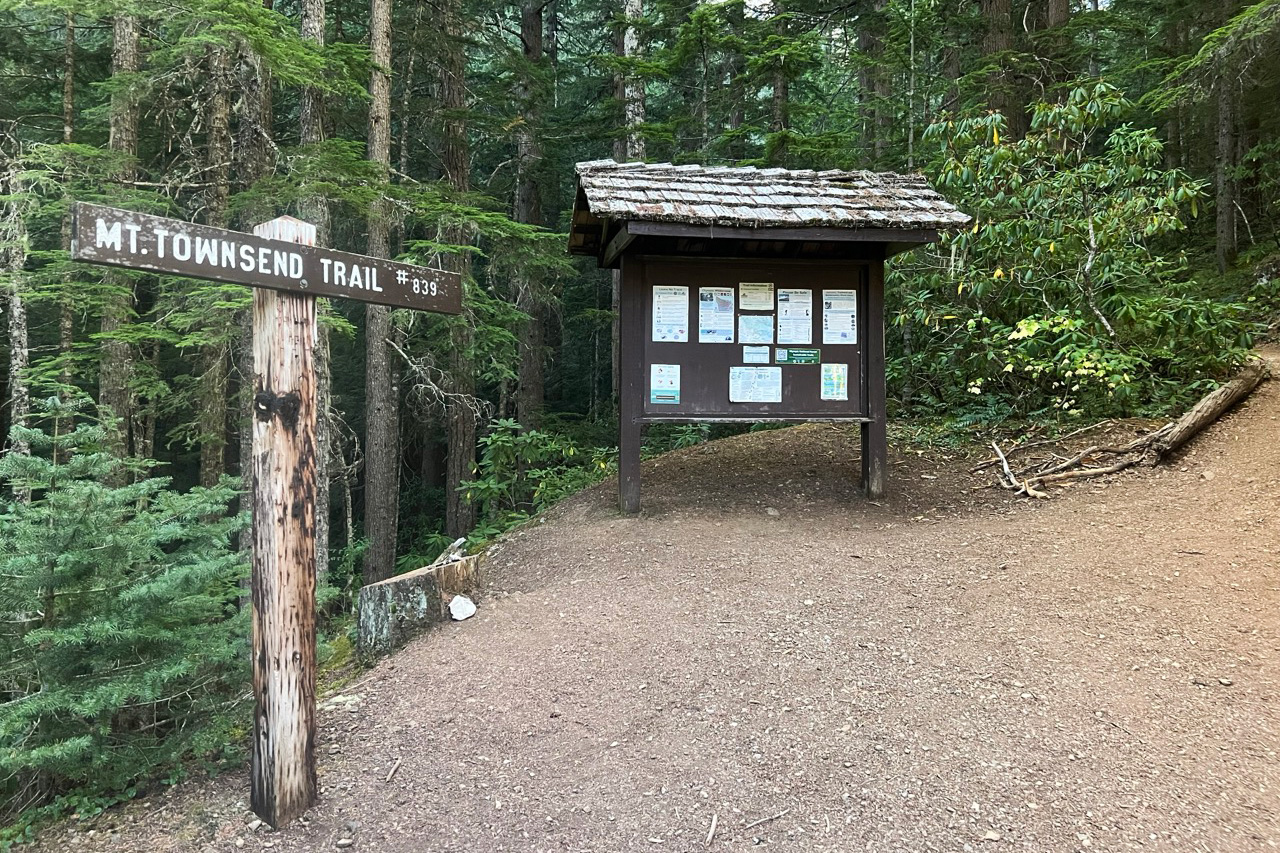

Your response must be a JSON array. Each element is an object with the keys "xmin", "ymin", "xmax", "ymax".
[{"xmin": 32, "ymin": 351, "xmax": 1280, "ymax": 853}]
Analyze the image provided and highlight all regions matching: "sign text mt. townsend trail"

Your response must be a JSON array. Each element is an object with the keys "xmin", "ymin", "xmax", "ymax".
[{"xmin": 71, "ymin": 203, "xmax": 462, "ymax": 313}]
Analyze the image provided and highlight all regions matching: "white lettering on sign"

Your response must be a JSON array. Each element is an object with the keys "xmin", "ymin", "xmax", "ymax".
[
  {"xmin": 96, "ymin": 219, "xmax": 122, "ymax": 250},
  {"xmin": 196, "ymin": 237, "xmax": 218, "ymax": 266},
  {"xmin": 320, "ymin": 258, "xmax": 384, "ymax": 292},
  {"xmin": 397, "ymin": 268, "xmax": 437, "ymax": 297},
  {"xmin": 172, "ymin": 232, "xmax": 192, "ymax": 261},
  {"xmin": 75, "ymin": 205, "xmax": 461, "ymax": 313}
]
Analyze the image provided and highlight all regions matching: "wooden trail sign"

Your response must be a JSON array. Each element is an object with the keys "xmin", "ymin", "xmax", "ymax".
[
  {"xmin": 69, "ymin": 205, "xmax": 461, "ymax": 828},
  {"xmin": 71, "ymin": 203, "xmax": 462, "ymax": 314}
]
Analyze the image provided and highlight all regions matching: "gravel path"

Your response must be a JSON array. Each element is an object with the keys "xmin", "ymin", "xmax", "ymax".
[{"xmin": 37, "ymin": 359, "xmax": 1279, "ymax": 853}]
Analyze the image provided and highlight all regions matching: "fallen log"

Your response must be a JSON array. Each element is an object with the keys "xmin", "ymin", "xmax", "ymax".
[
  {"xmin": 1151, "ymin": 356, "xmax": 1268, "ymax": 459},
  {"xmin": 988, "ymin": 355, "xmax": 1270, "ymax": 497}
]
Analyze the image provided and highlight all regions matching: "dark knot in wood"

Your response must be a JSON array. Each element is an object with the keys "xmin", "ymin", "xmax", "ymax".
[{"xmin": 254, "ymin": 390, "xmax": 303, "ymax": 428}]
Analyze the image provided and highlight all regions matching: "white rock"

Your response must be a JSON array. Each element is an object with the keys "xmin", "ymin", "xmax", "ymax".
[{"xmin": 449, "ymin": 594, "xmax": 477, "ymax": 621}]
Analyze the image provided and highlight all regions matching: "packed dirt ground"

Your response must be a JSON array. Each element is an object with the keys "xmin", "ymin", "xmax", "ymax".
[{"xmin": 33, "ymin": 354, "xmax": 1279, "ymax": 852}]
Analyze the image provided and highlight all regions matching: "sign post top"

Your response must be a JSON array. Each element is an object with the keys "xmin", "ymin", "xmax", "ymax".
[
  {"xmin": 255, "ymin": 216, "xmax": 317, "ymax": 246},
  {"xmin": 71, "ymin": 203, "xmax": 462, "ymax": 314}
]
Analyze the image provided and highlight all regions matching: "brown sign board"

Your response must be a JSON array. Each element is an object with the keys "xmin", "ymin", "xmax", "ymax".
[{"xmin": 71, "ymin": 202, "xmax": 462, "ymax": 314}]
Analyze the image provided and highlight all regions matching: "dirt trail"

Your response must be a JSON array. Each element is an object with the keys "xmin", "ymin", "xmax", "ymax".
[{"xmin": 37, "ymin": 356, "xmax": 1279, "ymax": 853}]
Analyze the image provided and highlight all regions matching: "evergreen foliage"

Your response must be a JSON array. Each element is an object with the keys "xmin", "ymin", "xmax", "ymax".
[{"xmin": 0, "ymin": 401, "xmax": 248, "ymax": 829}]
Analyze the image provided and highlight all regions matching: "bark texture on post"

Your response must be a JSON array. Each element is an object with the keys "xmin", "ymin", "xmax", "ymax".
[
  {"xmin": 617, "ymin": 256, "xmax": 643, "ymax": 514},
  {"xmin": 249, "ymin": 218, "xmax": 318, "ymax": 828},
  {"xmin": 861, "ymin": 260, "xmax": 887, "ymax": 499}
]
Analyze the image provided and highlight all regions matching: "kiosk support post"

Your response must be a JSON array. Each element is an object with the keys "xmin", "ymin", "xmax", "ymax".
[
  {"xmin": 862, "ymin": 259, "xmax": 887, "ymax": 499},
  {"xmin": 618, "ymin": 256, "xmax": 644, "ymax": 514}
]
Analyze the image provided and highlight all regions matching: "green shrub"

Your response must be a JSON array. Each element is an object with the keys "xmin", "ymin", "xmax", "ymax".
[
  {"xmin": 890, "ymin": 81, "xmax": 1254, "ymax": 422},
  {"xmin": 0, "ymin": 402, "xmax": 249, "ymax": 832}
]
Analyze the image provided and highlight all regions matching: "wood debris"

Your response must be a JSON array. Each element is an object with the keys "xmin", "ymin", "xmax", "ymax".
[{"xmin": 987, "ymin": 356, "xmax": 1269, "ymax": 497}]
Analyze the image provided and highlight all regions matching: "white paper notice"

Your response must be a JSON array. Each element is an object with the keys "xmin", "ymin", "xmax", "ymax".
[
  {"xmin": 821, "ymin": 363, "xmax": 849, "ymax": 401},
  {"xmin": 698, "ymin": 287, "xmax": 735, "ymax": 343},
  {"xmin": 729, "ymin": 366, "xmax": 782, "ymax": 403},
  {"xmin": 776, "ymin": 288, "xmax": 813, "ymax": 345},
  {"xmin": 739, "ymin": 281, "xmax": 774, "ymax": 311},
  {"xmin": 652, "ymin": 286, "xmax": 689, "ymax": 342},
  {"xmin": 650, "ymin": 363, "xmax": 681, "ymax": 404},
  {"xmin": 738, "ymin": 314, "xmax": 774, "ymax": 344},
  {"xmin": 822, "ymin": 289, "xmax": 858, "ymax": 345},
  {"xmin": 742, "ymin": 345, "xmax": 770, "ymax": 364}
]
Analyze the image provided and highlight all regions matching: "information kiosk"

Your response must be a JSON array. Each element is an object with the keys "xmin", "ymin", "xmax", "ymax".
[{"xmin": 567, "ymin": 160, "xmax": 968, "ymax": 512}]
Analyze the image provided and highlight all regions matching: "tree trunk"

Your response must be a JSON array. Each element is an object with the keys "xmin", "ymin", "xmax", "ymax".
[
  {"xmin": 100, "ymin": 13, "xmax": 140, "ymax": 458},
  {"xmin": 611, "ymin": 0, "xmax": 644, "ymax": 406},
  {"xmin": 622, "ymin": 0, "xmax": 646, "ymax": 161},
  {"xmin": 234, "ymin": 35, "xmax": 276, "ymax": 552},
  {"xmin": 198, "ymin": 45, "xmax": 234, "ymax": 489},
  {"xmin": 1040, "ymin": 0, "xmax": 1072, "ymax": 96},
  {"xmin": 2, "ymin": 150, "xmax": 29, "ymax": 458},
  {"xmin": 364, "ymin": 0, "xmax": 400, "ymax": 584},
  {"xmin": 300, "ymin": 0, "xmax": 332, "ymax": 582},
  {"xmin": 981, "ymin": 0, "xmax": 1025, "ymax": 140},
  {"xmin": 858, "ymin": 5, "xmax": 881, "ymax": 162},
  {"xmin": 769, "ymin": 0, "xmax": 790, "ymax": 165},
  {"xmin": 1045, "ymin": 0, "xmax": 1069, "ymax": 28},
  {"xmin": 726, "ymin": 0, "xmax": 745, "ymax": 161},
  {"xmin": 59, "ymin": 11, "xmax": 76, "ymax": 398},
  {"xmin": 62, "ymin": 12, "xmax": 75, "ymax": 146},
  {"xmin": 442, "ymin": 0, "xmax": 477, "ymax": 540},
  {"xmin": 1153, "ymin": 357, "xmax": 1267, "ymax": 459},
  {"xmin": 942, "ymin": 12, "xmax": 963, "ymax": 114},
  {"xmin": 515, "ymin": 0, "xmax": 545, "ymax": 431},
  {"xmin": 1215, "ymin": 70, "xmax": 1237, "ymax": 273}
]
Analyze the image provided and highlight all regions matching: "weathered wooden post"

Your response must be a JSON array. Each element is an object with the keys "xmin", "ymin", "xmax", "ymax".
[
  {"xmin": 70, "ymin": 202, "xmax": 464, "ymax": 829},
  {"xmin": 249, "ymin": 217, "xmax": 318, "ymax": 827}
]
